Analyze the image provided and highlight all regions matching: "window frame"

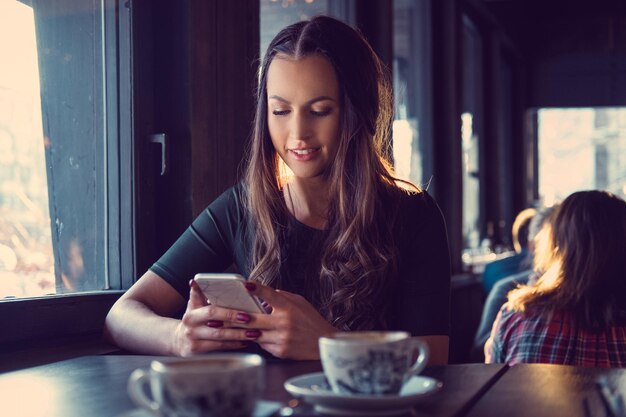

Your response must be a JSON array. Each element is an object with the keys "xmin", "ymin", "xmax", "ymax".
[{"xmin": 0, "ymin": 0, "xmax": 132, "ymax": 349}]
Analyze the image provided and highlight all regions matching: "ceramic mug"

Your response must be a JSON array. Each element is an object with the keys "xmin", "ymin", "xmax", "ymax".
[
  {"xmin": 319, "ymin": 331, "xmax": 429, "ymax": 395},
  {"xmin": 127, "ymin": 353, "xmax": 264, "ymax": 417}
]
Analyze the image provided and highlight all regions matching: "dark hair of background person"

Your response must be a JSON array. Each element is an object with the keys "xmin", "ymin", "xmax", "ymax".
[
  {"xmin": 508, "ymin": 190, "xmax": 626, "ymax": 328},
  {"xmin": 242, "ymin": 15, "xmax": 417, "ymax": 331}
]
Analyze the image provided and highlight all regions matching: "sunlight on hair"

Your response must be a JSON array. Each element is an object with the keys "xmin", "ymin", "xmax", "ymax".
[
  {"xmin": 532, "ymin": 224, "xmax": 554, "ymax": 273},
  {"xmin": 537, "ymin": 263, "xmax": 561, "ymax": 290},
  {"xmin": 277, "ymin": 156, "xmax": 294, "ymax": 188}
]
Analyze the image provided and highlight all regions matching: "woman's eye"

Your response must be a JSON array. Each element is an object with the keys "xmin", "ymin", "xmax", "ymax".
[
  {"xmin": 311, "ymin": 109, "xmax": 331, "ymax": 117},
  {"xmin": 272, "ymin": 109, "xmax": 290, "ymax": 116}
]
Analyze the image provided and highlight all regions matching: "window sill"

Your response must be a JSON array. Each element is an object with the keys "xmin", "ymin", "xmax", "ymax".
[
  {"xmin": 0, "ymin": 291, "xmax": 124, "ymax": 358},
  {"xmin": 0, "ymin": 333, "xmax": 121, "ymax": 374}
]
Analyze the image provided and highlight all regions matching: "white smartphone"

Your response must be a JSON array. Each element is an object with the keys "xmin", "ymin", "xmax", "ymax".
[{"xmin": 193, "ymin": 273, "xmax": 266, "ymax": 314}]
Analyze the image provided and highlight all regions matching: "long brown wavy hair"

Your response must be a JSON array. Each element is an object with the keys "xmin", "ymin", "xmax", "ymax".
[
  {"xmin": 242, "ymin": 16, "xmax": 416, "ymax": 330},
  {"xmin": 508, "ymin": 190, "xmax": 626, "ymax": 328}
]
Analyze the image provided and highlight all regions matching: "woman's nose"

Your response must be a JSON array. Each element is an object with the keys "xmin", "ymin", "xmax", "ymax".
[{"xmin": 290, "ymin": 112, "xmax": 311, "ymax": 140}]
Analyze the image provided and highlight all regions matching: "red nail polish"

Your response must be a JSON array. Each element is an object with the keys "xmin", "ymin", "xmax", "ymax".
[
  {"xmin": 207, "ymin": 320, "xmax": 224, "ymax": 328},
  {"xmin": 236, "ymin": 312, "xmax": 251, "ymax": 323},
  {"xmin": 244, "ymin": 282, "xmax": 256, "ymax": 291},
  {"xmin": 245, "ymin": 330, "xmax": 261, "ymax": 339}
]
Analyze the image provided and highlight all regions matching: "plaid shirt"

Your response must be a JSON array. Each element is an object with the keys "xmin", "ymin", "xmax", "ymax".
[{"xmin": 485, "ymin": 307, "xmax": 626, "ymax": 367}]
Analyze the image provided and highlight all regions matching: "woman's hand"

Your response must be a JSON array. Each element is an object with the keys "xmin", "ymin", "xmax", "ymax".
[
  {"xmin": 244, "ymin": 281, "xmax": 337, "ymax": 360},
  {"xmin": 171, "ymin": 280, "xmax": 257, "ymax": 356}
]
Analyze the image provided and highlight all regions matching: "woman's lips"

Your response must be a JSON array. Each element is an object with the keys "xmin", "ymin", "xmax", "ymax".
[{"xmin": 289, "ymin": 147, "xmax": 321, "ymax": 161}]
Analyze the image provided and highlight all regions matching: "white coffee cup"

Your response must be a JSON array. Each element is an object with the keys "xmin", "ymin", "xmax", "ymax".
[
  {"xmin": 319, "ymin": 331, "xmax": 429, "ymax": 395},
  {"xmin": 127, "ymin": 353, "xmax": 264, "ymax": 417}
]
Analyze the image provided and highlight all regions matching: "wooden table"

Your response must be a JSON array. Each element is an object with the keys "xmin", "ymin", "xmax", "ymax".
[
  {"xmin": 466, "ymin": 363, "xmax": 626, "ymax": 417},
  {"xmin": 1, "ymin": 355, "xmax": 623, "ymax": 417},
  {"xmin": 0, "ymin": 355, "xmax": 504, "ymax": 417}
]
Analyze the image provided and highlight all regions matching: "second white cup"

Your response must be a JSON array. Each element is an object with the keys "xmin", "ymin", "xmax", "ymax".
[{"xmin": 319, "ymin": 331, "xmax": 429, "ymax": 395}]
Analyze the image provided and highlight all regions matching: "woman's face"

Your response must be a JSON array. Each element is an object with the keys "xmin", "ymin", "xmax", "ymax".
[{"xmin": 266, "ymin": 53, "xmax": 341, "ymax": 181}]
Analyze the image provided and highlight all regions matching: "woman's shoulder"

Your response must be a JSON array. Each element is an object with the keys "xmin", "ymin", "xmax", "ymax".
[
  {"xmin": 378, "ymin": 184, "xmax": 448, "ymax": 250},
  {"xmin": 500, "ymin": 302, "xmax": 569, "ymax": 327},
  {"xmin": 492, "ymin": 304, "xmax": 536, "ymax": 338},
  {"xmin": 383, "ymin": 184, "xmax": 444, "ymax": 227},
  {"xmin": 197, "ymin": 182, "xmax": 250, "ymax": 226},
  {"xmin": 207, "ymin": 183, "xmax": 246, "ymax": 209}
]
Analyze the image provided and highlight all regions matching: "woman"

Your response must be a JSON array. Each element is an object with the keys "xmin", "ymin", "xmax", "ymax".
[
  {"xmin": 485, "ymin": 190, "xmax": 626, "ymax": 367},
  {"xmin": 105, "ymin": 16, "xmax": 451, "ymax": 361}
]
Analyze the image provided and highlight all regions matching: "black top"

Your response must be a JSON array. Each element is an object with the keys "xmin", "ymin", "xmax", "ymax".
[{"xmin": 151, "ymin": 184, "xmax": 451, "ymax": 336}]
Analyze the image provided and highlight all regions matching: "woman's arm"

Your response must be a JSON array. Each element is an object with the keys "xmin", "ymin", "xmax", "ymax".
[
  {"xmin": 104, "ymin": 271, "xmax": 251, "ymax": 356},
  {"xmin": 104, "ymin": 271, "xmax": 188, "ymax": 355},
  {"xmin": 104, "ymin": 186, "xmax": 260, "ymax": 355},
  {"xmin": 484, "ymin": 308, "xmax": 507, "ymax": 364}
]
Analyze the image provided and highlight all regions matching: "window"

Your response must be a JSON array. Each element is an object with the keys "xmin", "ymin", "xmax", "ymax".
[
  {"xmin": 0, "ymin": 2, "xmax": 52, "ymax": 298},
  {"xmin": 537, "ymin": 108, "xmax": 626, "ymax": 205},
  {"xmin": 461, "ymin": 15, "xmax": 483, "ymax": 250},
  {"xmin": 0, "ymin": 0, "xmax": 127, "ymax": 300},
  {"xmin": 392, "ymin": 0, "xmax": 432, "ymax": 187}
]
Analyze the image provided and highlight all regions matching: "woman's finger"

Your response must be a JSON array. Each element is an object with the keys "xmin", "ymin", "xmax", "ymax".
[
  {"xmin": 189, "ymin": 279, "xmax": 208, "ymax": 309},
  {"xmin": 183, "ymin": 304, "xmax": 258, "ymax": 327},
  {"xmin": 186, "ymin": 326, "xmax": 263, "ymax": 341},
  {"xmin": 245, "ymin": 281, "xmax": 288, "ymax": 309},
  {"xmin": 251, "ymin": 329, "xmax": 280, "ymax": 344}
]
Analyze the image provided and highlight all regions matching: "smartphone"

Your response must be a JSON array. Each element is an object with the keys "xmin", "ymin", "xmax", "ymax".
[{"xmin": 193, "ymin": 273, "xmax": 266, "ymax": 314}]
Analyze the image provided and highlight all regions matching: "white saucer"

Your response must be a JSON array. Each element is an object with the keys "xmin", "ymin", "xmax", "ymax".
[{"xmin": 284, "ymin": 372, "xmax": 442, "ymax": 416}]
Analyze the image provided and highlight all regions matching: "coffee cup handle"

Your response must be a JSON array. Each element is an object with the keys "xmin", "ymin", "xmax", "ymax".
[
  {"xmin": 407, "ymin": 338, "xmax": 429, "ymax": 377},
  {"xmin": 127, "ymin": 369, "xmax": 161, "ymax": 413}
]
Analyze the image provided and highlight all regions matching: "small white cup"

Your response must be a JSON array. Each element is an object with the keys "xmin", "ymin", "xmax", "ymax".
[
  {"xmin": 127, "ymin": 354, "xmax": 264, "ymax": 417},
  {"xmin": 319, "ymin": 331, "xmax": 429, "ymax": 395}
]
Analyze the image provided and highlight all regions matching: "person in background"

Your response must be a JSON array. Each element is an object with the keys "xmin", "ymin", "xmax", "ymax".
[
  {"xmin": 472, "ymin": 205, "xmax": 557, "ymax": 360},
  {"xmin": 481, "ymin": 208, "xmax": 536, "ymax": 294},
  {"xmin": 104, "ymin": 16, "xmax": 451, "ymax": 362},
  {"xmin": 485, "ymin": 190, "xmax": 626, "ymax": 367}
]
